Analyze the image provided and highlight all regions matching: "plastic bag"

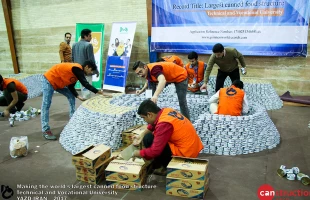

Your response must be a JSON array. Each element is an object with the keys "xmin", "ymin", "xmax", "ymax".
[{"xmin": 10, "ymin": 136, "xmax": 29, "ymax": 158}]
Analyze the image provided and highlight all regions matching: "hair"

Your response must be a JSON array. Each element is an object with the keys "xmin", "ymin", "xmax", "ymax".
[
  {"xmin": 82, "ymin": 60, "xmax": 97, "ymax": 71},
  {"xmin": 232, "ymin": 80, "xmax": 244, "ymax": 89},
  {"xmin": 64, "ymin": 32, "xmax": 71, "ymax": 37},
  {"xmin": 132, "ymin": 61, "xmax": 145, "ymax": 70},
  {"xmin": 212, "ymin": 43, "xmax": 224, "ymax": 53},
  {"xmin": 0, "ymin": 74, "xmax": 3, "ymax": 84},
  {"xmin": 156, "ymin": 58, "xmax": 165, "ymax": 62},
  {"xmin": 137, "ymin": 99, "xmax": 161, "ymax": 116},
  {"xmin": 81, "ymin": 29, "xmax": 92, "ymax": 39},
  {"xmin": 188, "ymin": 51, "xmax": 198, "ymax": 60}
]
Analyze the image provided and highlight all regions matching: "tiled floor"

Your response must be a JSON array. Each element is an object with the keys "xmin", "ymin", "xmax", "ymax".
[{"xmin": 0, "ymin": 94, "xmax": 309, "ymax": 200}]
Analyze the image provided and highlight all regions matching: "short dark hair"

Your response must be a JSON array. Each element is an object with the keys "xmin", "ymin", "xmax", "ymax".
[
  {"xmin": 132, "ymin": 61, "xmax": 145, "ymax": 70},
  {"xmin": 188, "ymin": 51, "xmax": 198, "ymax": 60},
  {"xmin": 64, "ymin": 32, "xmax": 71, "ymax": 37},
  {"xmin": 232, "ymin": 80, "xmax": 244, "ymax": 89},
  {"xmin": 156, "ymin": 58, "xmax": 165, "ymax": 62},
  {"xmin": 82, "ymin": 60, "xmax": 97, "ymax": 71},
  {"xmin": 137, "ymin": 99, "xmax": 161, "ymax": 116},
  {"xmin": 0, "ymin": 74, "xmax": 3, "ymax": 84},
  {"xmin": 212, "ymin": 43, "xmax": 224, "ymax": 53},
  {"xmin": 81, "ymin": 29, "xmax": 92, "ymax": 39}
]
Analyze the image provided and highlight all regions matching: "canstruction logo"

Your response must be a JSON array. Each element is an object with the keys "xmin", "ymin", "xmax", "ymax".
[{"xmin": 257, "ymin": 184, "xmax": 310, "ymax": 200}]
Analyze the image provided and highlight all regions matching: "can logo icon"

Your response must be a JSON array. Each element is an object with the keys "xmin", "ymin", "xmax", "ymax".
[{"xmin": 257, "ymin": 184, "xmax": 275, "ymax": 200}]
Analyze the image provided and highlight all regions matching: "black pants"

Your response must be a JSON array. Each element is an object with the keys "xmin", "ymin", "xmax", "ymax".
[
  {"xmin": 0, "ymin": 89, "xmax": 27, "ymax": 112},
  {"xmin": 143, "ymin": 132, "xmax": 172, "ymax": 168},
  {"xmin": 215, "ymin": 68, "xmax": 240, "ymax": 92}
]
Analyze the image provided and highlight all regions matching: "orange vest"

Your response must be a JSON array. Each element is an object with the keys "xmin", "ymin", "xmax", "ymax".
[
  {"xmin": 162, "ymin": 55, "xmax": 184, "ymax": 67},
  {"xmin": 147, "ymin": 62, "xmax": 187, "ymax": 83},
  {"xmin": 216, "ymin": 86, "xmax": 245, "ymax": 116},
  {"xmin": 2, "ymin": 78, "xmax": 28, "ymax": 94},
  {"xmin": 44, "ymin": 63, "xmax": 83, "ymax": 90},
  {"xmin": 157, "ymin": 108, "xmax": 204, "ymax": 158},
  {"xmin": 185, "ymin": 61, "xmax": 206, "ymax": 92}
]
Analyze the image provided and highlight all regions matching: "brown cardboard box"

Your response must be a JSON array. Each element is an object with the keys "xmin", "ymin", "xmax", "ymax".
[
  {"xmin": 105, "ymin": 175, "xmax": 147, "ymax": 191},
  {"xmin": 105, "ymin": 158, "xmax": 146, "ymax": 182},
  {"xmin": 76, "ymin": 173, "xmax": 104, "ymax": 185},
  {"xmin": 167, "ymin": 157, "xmax": 209, "ymax": 180},
  {"xmin": 166, "ymin": 174, "xmax": 210, "ymax": 190},
  {"xmin": 72, "ymin": 145, "xmax": 95, "ymax": 167},
  {"xmin": 76, "ymin": 157, "xmax": 114, "ymax": 177},
  {"xmin": 166, "ymin": 178, "xmax": 209, "ymax": 199},
  {"xmin": 121, "ymin": 125, "xmax": 147, "ymax": 147},
  {"xmin": 82, "ymin": 144, "xmax": 111, "ymax": 169}
]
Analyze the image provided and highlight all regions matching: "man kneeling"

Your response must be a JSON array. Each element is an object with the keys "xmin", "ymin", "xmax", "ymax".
[
  {"xmin": 208, "ymin": 80, "xmax": 249, "ymax": 116},
  {"xmin": 132, "ymin": 99, "xmax": 204, "ymax": 175}
]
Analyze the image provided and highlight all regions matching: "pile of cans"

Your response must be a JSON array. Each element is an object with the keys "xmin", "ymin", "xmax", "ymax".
[
  {"xmin": 0, "ymin": 74, "xmax": 44, "ymax": 99},
  {"xmin": 277, "ymin": 165, "xmax": 310, "ymax": 185},
  {"xmin": 8, "ymin": 107, "xmax": 41, "ymax": 127},
  {"xmin": 207, "ymin": 76, "xmax": 283, "ymax": 110},
  {"xmin": 193, "ymin": 102, "xmax": 280, "ymax": 155}
]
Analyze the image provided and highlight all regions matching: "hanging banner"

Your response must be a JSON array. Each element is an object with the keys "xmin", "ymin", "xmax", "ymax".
[
  {"xmin": 75, "ymin": 23, "xmax": 105, "ymax": 89},
  {"xmin": 103, "ymin": 22, "xmax": 137, "ymax": 92},
  {"xmin": 151, "ymin": 0, "xmax": 309, "ymax": 57}
]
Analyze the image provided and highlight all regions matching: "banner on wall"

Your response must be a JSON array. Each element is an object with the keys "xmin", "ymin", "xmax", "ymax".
[
  {"xmin": 151, "ymin": 0, "xmax": 309, "ymax": 57},
  {"xmin": 75, "ymin": 23, "xmax": 105, "ymax": 89},
  {"xmin": 103, "ymin": 22, "xmax": 137, "ymax": 92}
]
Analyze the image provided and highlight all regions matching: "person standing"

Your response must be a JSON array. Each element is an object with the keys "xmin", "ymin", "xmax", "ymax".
[
  {"xmin": 133, "ymin": 61, "xmax": 190, "ymax": 120},
  {"xmin": 41, "ymin": 60, "xmax": 111, "ymax": 140},
  {"xmin": 200, "ymin": 43, "xmax": 247, "ymax": 92},
  {"xmin": 59, "ymin": 32, "xmax": 72, "ymax": 63},
  {"xmin": 0, "ymin": 75, "xmax": 28, "ymax": 117},
  {"xmin": 185, "ymin": 51, "xmax": 207, "ymax": 94},
  {"xmin": 72, "ymin": 29, "xmax": 99, "ymax": 99}
]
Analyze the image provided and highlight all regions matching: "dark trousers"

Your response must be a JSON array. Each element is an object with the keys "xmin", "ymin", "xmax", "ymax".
[
  {"xmin": 0, "ymin": 89, "xmax": 27, "ymax": 112},
  {"xmin": 215, "ymin": 68, "xmax": 240, "ymax": 92},
  {"xmin": 143, "ymin": 132, "xmax": 172, "ymax": 168}
]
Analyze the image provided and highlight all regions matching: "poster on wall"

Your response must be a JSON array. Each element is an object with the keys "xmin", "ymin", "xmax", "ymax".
[
  {"xmin": 74, "ymin": 23, "xmax": 105, "ymax": 89},
  {"xmin": 103, "ymin": 22, "xmax": 137, "ymax": 92},
  {"xmin": 151, "ymin": 0, "xmax": 309, "ymax": 57}
]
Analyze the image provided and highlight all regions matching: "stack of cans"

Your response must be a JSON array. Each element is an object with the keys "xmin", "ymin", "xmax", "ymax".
[
  {"xmin": 193, "ymin": 102, "xmax": 280, "ymax": 155},
  {"xmin": 207, "ymin": 76, "xmax": 283, "ymax": 110}
]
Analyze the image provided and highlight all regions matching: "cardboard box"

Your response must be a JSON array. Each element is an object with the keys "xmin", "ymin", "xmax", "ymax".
[
  {"xmin": 106, "ymin": 176, "xmax": 146, "ymax": 191},
  {"xmin": 82, "ymin": 144, "xmax": 111, "ymax": 169},
  {"xmin": 166, "ymin": 174, "xmax": 209, "ymax": 190},
  {"xmin": 76, "ymin": 157, "xmax": 114, "ymax": 177},
  {"xmin": 167, "ymin": 157, "xmax": 209, "ymax": 180},
  {"xmin": 166, "ymin": 178, "xmax": 209, "ymax": 199},
  {"xmin": 122, "ymin": 125, "xmax": 147, "ymax": 141},
  {"xmin": 76, "ymin": 173, "xmax": 104, "ymax": 185},
  {"xmin": 105, "ymin": 159, "xmax": 146, "ymax": 182},
  {"xmin": 72, "ymin": 145, "xmax": 95, "ymax": 167}
]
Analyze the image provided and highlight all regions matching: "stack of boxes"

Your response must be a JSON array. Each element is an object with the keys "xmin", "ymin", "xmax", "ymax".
[
  {"xmin": 121, "ymin": 125, "xmax": 147, "ymax": 147},
  {"xmin": 105, "ymin": 158, "xmax": 147, "ymax": 191},
  {"xmin": 166, "ymin": 157, "xmax": 209, "ymax": 199},
  {"xmin": 72, "ymin": 144, "xmax": 113, "ymax": 184}
]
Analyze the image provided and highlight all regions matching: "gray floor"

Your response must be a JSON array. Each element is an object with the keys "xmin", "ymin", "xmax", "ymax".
[{"xmin": 0, "ymin": 94, "xmax": 309, "ymax": 200}]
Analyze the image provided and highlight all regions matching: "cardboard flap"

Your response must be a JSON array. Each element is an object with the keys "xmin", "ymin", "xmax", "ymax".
[
  {"xmin": 82, "ymin": 144, "xmax": 111, "ymax": 160},
  {"xmin": 123, "ymin": 125, "xmax": 142, "ymax": 133},
  {"xmin": 131, "ymin": 125, "xmax": 147, "ymax": 135},
  {"xmin": 168, "ymin": 157, "xmax": 209, "ymax": 171},
  {"xmin": 120, "ymin": 144, "xmax": 139, "ymax": 161},
  {"xmin": 172, "ymin": 156, "xmax": 209, "ymax": 162},
  {"xmin": 106, "ymin": 160, "xmax": 145, "ymax": 173},
  {"xmin": 73, "ymin": 145, "xmax": 95, "ymax": 156}
]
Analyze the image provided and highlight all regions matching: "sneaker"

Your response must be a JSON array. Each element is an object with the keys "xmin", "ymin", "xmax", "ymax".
[
  {"xmin": 0, "ymin": 112, "xmax": 4, "ymax": 117},
  {"xmin": 43, "ymin": 130, "xmax": 57, "ymax": 140},
  {"xmin": 153, "ymin": 166, "xmax": 167, "ymax": 176}
]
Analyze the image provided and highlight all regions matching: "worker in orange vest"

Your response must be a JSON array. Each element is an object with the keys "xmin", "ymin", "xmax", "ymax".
[
  {"xmin": 133, "ymin": 60, "xmax": 190, "ymax": 120},
  {"xmin": 41, "ymin": 60, "xmax": 111, "ymax": 140},
  {"xmin": 208, "ymin": 80, "xmax": 249, "ymax": 116},
  {"xmin": 157, "ymin": 55, "xmax": 184, "ymax": 67},
  {"xmin": 0, "ymin": 74, "xmax": 28, "ymax": 117},
  {"xmin": 185, "ymin": 51, "xmax": 207, "ymax": 94},
  {"xmin": 132, "ymin": 99, "xmax": 203, "ymax": 175}
]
